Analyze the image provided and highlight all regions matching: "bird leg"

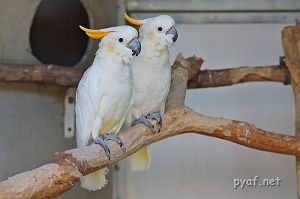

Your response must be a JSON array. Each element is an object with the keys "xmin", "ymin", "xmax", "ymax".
[
  {"xmin": 134, "ymin": 115, "xmax": 158, "ymax": 133},
  {"xmin": 103, "ymin": 133, "xmax": 126, "ymax": 153},
  {"xmin": 147, "ymin": 111, "xmax": 162, "ymax": 126},
  {"xmin": 94, "ymin": 136, "xmax": 111, "ymax": 160}
]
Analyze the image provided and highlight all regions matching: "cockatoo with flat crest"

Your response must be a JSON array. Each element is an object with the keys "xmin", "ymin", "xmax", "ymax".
[
  {"xmin": 76, "ymin": 25, "xmax": 141, "ymax": 191},
  {"xmin": 124, "ymin": 13, "xmax": 178, "ymax": 171}
]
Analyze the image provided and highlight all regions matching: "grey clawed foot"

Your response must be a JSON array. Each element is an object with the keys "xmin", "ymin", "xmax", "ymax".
[
  {"xmin": 147, "ymin": 111, "xmax": 162, "ymax": 126},
  {"xmin": 94, "ymin": 136, "xmax": 111, "ymax": 160},
  {"xmin": 94, "ymin": 134, "xmax": 126, "ymax": 160},
  {"xmin": 103, "ymin": 134, "xmax": 126, "ymax": 153},
  {"xmin": 134, "ymin": 115, "xmax": 157, "ymax": 133}
]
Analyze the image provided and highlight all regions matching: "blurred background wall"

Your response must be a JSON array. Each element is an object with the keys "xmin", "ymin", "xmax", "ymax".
[{"xmin": 0, "ymin": 0, "xmax": 300, "ymax": 199}]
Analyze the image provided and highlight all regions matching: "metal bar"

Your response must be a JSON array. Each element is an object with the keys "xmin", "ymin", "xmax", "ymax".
[
  {"xmin": 127, "ymin": 0, "xmax": 300, "ymax": 12},
  {"xmin": 131, "ymin": 12, "xmax": 300, "ymax": 24}
]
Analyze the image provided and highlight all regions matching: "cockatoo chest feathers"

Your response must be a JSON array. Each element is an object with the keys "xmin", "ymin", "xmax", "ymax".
[
  {"xmin": 131, "ymin": 53, "xmax": 171, "ymax": 117},
  {"xmin": 98, "ymin": 65, "xmax": 133, "ymax": 134}
]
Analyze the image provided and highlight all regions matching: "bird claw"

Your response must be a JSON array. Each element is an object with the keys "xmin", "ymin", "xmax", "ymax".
[
  {"xmin": 147, "ymin": 111, "xmax": 162, "ymax": 126},
  {"xmin": 94, "ymin": 136, "xmax": 111, "ymax": 160},
  {"xmin": 134, "ymin": 115, "xmax": 158, "ymax": 133},
  {"xmin": 103, "ymin": 134, "xmax": 126, "ymax": 153}
]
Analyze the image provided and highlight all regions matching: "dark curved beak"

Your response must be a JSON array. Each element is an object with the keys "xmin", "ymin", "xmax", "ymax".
[
  {"xmin": 166, "ymin": 26, "xmax": 178, "ymax": 43},
  {"xmin": 127, "ymin": 38, "xmax": 141, "ymax": 56}
]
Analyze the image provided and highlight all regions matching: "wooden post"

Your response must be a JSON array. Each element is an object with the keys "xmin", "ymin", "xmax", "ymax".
[{"xmin": 282, "ymin": 21, "xmax": 300, "ymax": 198}]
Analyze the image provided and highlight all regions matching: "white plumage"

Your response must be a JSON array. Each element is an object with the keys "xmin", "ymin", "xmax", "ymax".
[
  {"xmin": 76, "ymin": 25, "xmax": 139, "ymax": 190},
  {"xmin": 125, "ymin": 15, "xmax": 177, "ymax": 171}
]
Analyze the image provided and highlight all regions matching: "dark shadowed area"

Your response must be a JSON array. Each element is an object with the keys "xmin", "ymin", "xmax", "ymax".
[{"xmin": 30, "ymin": 0, "xmax": 89, "ymax": 66}]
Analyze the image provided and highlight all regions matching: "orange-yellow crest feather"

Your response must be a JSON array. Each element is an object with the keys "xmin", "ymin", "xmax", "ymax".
[
  {"xmin": 79, "ymin": 25, "xmax": 114, "ymax": 39},
  {"xmin": 124, "ymin": 13, "xmax": 144, "ymax": 26}
]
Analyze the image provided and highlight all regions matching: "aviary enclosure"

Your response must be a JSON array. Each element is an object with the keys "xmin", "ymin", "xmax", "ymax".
[{"xmin": 1, "ymin": 0, "xmax": 300, "ymax": 199}]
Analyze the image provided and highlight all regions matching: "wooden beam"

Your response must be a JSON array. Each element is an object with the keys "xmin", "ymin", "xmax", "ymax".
[{"xmin": 282, "ymin": 21, "xmax": 300, "ymax": 199}]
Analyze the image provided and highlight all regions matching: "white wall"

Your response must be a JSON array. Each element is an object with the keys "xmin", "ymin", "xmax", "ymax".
[{"xmin": 116, "ymin": 23, "xmax": 297, "ymax": 199}]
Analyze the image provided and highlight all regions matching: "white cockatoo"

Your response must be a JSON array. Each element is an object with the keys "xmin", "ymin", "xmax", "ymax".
[
  {"xmin": 76, "ymin": 25, "xmax": 141, "ymax": 191},
  {"xmin": 124, "ymin": 13, "xmax": 178, "ymax": 171}
]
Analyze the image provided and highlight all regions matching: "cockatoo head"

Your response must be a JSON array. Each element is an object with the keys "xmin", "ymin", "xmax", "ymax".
[
  {"xmin": 125, "ymin": 13, "xmax": 178, "ymax": 49},
  {"xmin": 79, "ymin": 25, "xmax": 141, "ymax": 64}
]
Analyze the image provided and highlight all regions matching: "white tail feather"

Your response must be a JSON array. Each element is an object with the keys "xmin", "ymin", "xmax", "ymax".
[
  {"xmin": 80, "ymin": 168, "xmax": 109, "ymax": 191},
  {"xmin": 130, "ymin": 146, "xmax": 151, "ymax": 171}
]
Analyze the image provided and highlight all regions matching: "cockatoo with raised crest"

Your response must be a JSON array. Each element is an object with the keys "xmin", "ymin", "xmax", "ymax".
[
  {"xmin": 124, "ymin": 13, "xmax": 178, "ymax": 171},
  {"xmin": 76, "ymin": 25, "xmax": 141, "ymax": 191}
]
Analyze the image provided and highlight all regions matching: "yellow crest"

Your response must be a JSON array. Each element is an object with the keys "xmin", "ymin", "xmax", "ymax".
[
  {"xmin": 79, "ymin": 25, "xmax": 114, "ymax": 39},
  {"xmin": 124, "ymin": 13, "xmax": 144, "ymax": 26}
]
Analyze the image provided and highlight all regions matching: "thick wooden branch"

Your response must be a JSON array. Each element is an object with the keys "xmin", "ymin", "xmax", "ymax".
[
  {"xmin": 0, "ymin": 64, "xmax": 82, "ymax": 87},
  {"xmin": 2, "ymin": 107, "xmax": 299, "ymax": 199},
  {"xmin": 188, "ymin": 65, "xmax": 290, "ymax": 88},
  {"xmin": 0, "ymin": 62, "xmax": 289, "ymax": 88},
  {"xmin": 0, "ymin": 54, "xmax": 298, "ymax": 199},
  {"xmin": 282, "ymin": 20, "xmax": 300, "ymax": 199}
]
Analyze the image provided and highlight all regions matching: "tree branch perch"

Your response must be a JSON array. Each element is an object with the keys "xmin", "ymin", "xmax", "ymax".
[
  {"xmin": 0, "ymin": 54, "xmax": 298, "ymax": 199},
  {"xmin": 0, "ymin": 61, "xmax": 290, "ymax": 88},
  {"xmin": 188, "ymin": 64, "xmax": 290, "ymax": 88}
]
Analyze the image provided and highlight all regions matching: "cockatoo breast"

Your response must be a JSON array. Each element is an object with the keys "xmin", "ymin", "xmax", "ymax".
[
  {"xmin": 98, "ymin": 64, "xmax": 133, "ymax": 134},
  {"xmin": 131, "ymin": 50, "xmax": 171, "ymax": 118}
]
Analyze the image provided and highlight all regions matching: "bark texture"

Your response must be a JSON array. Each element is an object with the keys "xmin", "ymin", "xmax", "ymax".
[
  {"xmin": 0, "ymin": 64, "xmax": 82, "ymax": 86},
  {"xmin": 282, "ymin": 21, "xmax": 300, "ymax": 199},
  {"xmin": 0, "ymin": 62, "xmax": 289, "ymax": 88},
  {"xmin": 188, "ymin": 65, "xmax": 290, "ymax": 88}
]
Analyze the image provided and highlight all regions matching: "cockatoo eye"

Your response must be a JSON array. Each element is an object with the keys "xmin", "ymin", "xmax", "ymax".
[
  {"xmin": 119, "ymin": 38, "xmax": 124, "ymax": 43},
  {"xmin": 157, "ymin": 27, "xmax": 163, "ymax": 32}
]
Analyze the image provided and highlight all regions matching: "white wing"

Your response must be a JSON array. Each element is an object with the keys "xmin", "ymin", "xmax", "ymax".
[{"xmin": 75, "ymin": 67, "xmax": 103, "ymax": 147}]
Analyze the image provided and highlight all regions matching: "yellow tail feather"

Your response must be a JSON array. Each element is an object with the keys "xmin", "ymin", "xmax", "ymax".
[
  {"xmin": 130, "ymin": 146, "xmax": 151, "ymax": 171},
  {"xmin": 80, "ymin": 168, "xmax": 109, "ymax": 191}
]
